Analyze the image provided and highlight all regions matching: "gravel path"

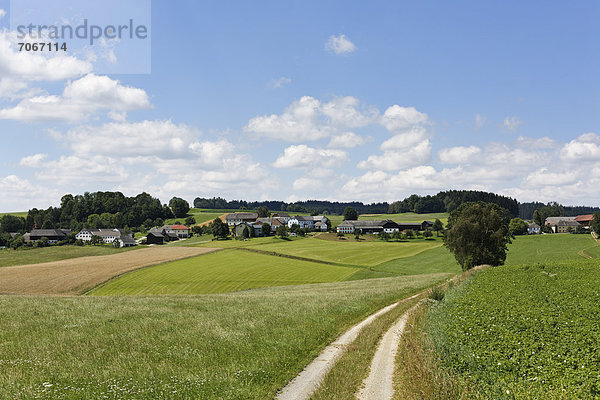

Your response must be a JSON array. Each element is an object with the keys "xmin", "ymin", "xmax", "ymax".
[
  {"xmin": 275, "ymin": 293, "xmax": 421, "ymax": 400},
  {"xmin": 356, "ymin": 301, "xmax": 422, "ymax": 400}
]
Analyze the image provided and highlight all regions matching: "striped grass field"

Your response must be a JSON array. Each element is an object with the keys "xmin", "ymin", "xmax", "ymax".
[
  {"xmin": 0, "ymin": 274, "xmax": 451, "ymax": 399},
  {"xmin": 253, "ymin": 237, "xmax": 442, "ymax": 267},
  {"xmin": 90, "ymin": 249, "xmax": 359, "ymax": 295}
]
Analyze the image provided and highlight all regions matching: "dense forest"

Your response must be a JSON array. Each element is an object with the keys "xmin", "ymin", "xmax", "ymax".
[
  {"xmin": 518, "ymin": 202, "xmax": 600, "ymax": 220},
  {"xmin": 193, "ymin": 197, "xmax": 389, "ymax": 215}
]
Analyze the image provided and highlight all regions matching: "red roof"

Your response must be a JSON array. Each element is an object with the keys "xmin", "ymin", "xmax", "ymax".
[
  {"xmin": 171, "ymin": 224, "xmax": 189, "ymax": 230},
  {"xmin": 575, "ymin": 214, "xmax": 594, "ymax": 222}
]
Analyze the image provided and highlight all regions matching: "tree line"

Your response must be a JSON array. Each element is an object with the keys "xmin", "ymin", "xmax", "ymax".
[
  {"xmin": 0, "ymin": 191, "xmax": 192, "ymax": 236},
  {"xmin": 387, "ymin": 190, "xmax": 519, "ymax": 217},
  {"xmin": 193, "ymin": 197, "xmax": 389, "ymax": 215}
]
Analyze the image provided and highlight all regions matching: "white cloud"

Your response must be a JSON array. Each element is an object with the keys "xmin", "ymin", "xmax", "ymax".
[
  {"xmin": 475, "ymin": 114, "xmax": 486, "ymax": 129},
  {"xmin": 321, "ymin": 96, "xmax": 377, "ymax": 128},
  {"xmin": 380, "ymin": 127, "xmax": 428, "ymax": 150},
  {"xmin": 438, "ymin": 146, "xmax": 482, "ymax": 164},
  {"xmin": 325, "ymin": 34, "xmax": 356, "ymax": 55},
  {"xmin": 58, "ymin": 120, "xmax": 197, "ymax": 158},
  {"xmin": 0, "ymin": 74, "xmax": 152, "ymax": 122},
  {"xmin": 273, "ymin": 145, "xmax": 348, "ymax": 169},
  {"xmin": 358, "ymin": 140, "xmax": 431, "ymax": 171},
  {"xmin": 515, "ymin": 136, "xmax": 557, "ymax": 149},
  {"xmin": 19, "ymin": 153, "xmax": 47, "ymax": 167},
  {"xmin": 560, "ymin": 133, "xmax": 600, "ymax": 162},
  {"xmin": 0, "ymin": 9, "xmax": 6, "ymax": 19},
  {"xmin": 380, "ymin": 105, "xmax": 429, "ymax": 133},
  {"xmin": 0, "ymin": 175, "xmax": 61, "ymax": 211},
  {"xmin": 524, "ymin": 168, "xmax": 578, "ymax": 187},
  {"xmin": 245, "ymin": 95, "xmax": 377, "ymax": 142},
  {"xmin": 293, "ymin": 177, "xmax": 323, "ymax": 191},
  {"xmin": 270, "ymin": 77, "xmax": 292, "ymax": 88},
  {"xmin": 0, "ymin": 29, "xmax": 92, "ymax": 82},
  {"xmin": 503, "ymin": 116, "xmax": 523, "ymax": 131},
  {"xmin": 327, "ymin": 132, "xmax": 367, "ymax": 148}
]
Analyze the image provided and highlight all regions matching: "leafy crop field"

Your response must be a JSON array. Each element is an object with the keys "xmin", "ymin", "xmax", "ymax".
[
  {"xmin": 254, "ymin": 237, "xmax": 442, "ymax": 266},
  {"xmin": 0, "ymin": 245, "xmax": 137, "ymax": 268},
  {"xmin": 0, "ymin": 274, "xmax": 451, "ymax": 399},
  {"xmin": 90, "ymin": 249, "xmax": 359, "ymax": 295},
  {"xmin": 427, "ymin": 260, "xmax": 600, "ymax": 398}
]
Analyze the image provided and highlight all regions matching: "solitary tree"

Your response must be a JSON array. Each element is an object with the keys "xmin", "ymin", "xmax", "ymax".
[
  {"xmin": 443, "ymin": 202, "xmax": 511, "ymax": 271},
  {"xmin": 169, "ymin": 197, "xmax": 190, "ymax": 218},
  {"xmin": 509, "ymin": 217, "xmax": 528, "ymax": 235},
  {"xmin": 184, "ymin": 216, "xmax": 196, "ymax": 227},
  {"xmin": 191, "ymin": 225, "xmax": 204, "ymax": 236},
  {"xmin": 209, "ymin": 218, "xmax": 229, "ymax": 239},
  {"xmin": 276, "ymin": 225, "xmax": 288, "ymax": 238},
  {"xmin": 257, "ymin": 206, "xmax": 270, "ymax": 218},
  {"xmin": 343, "ymin": 206, "xmax": 358, "ymax": 221},
  {"xmin": 261, "ymin": 223, "xmax": 271, "ymax": 237},
  {"xmin": 591, "ymin": 212, "xmax": 600, "ymax": 233},
  {"xmin": 432, "ymin": 219, "xmax": 444, "ymax": 236}
]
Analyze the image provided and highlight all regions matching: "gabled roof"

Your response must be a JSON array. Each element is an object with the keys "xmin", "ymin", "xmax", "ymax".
[
  {"xmin": 148, "ymin": 231, "xmax": 164, "ymax": 238},
  {"xmin": 226, "ymin": 212, "xmax": 259, "ymax": 220},
  {"xmin": 545, "ymin": 216, "xmax": 577, "ymax": 225},
  {"xmin": 556, "ymin": 220, "xmax": 580, "ymax": 227},
  {"xmin": 29, "ymin": 229, "xmax": 70, "ymax": 237},
  {"xmin": 292, "ymin": 216, "xmax": 315, "ymax": 221},
  {"xmin": 575, "ymin": 214, "xmax": 594, "ymax": 222},
  {"xmin": 170, "ymin": 224, "xmax": 189, "ymax": 230},
  {"xmin": 272, "ymin": 213, "xmax": 290, "ymax": 218}
]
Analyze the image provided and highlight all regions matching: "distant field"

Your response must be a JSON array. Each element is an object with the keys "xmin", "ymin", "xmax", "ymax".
[
  {"xmin": 0, "ymin": 247, "xmax": 217, "ymax": 295},
  {"xmin": 91, "ymin": 249, "xmax": 359, "ymax": 295},
  {"xmin": 254, "ymin": 237, "xmax": 442, "ymax": 266},
  {"xmin": 505, "ymin": 233, "xmax": 598, "ymax": 265},
  {"xmin": 0, "ymin": 274, "xmax": 450, "ymax": 399},
  {"xmin": 0, "ymin": 211, "xmax": 28, "ymax": 218},
  {"xmin": 359, "ymin": 212, "xmax": 449, "ymax": 224},
  {"xmin": 0, "ymin": 245, "xmax": 137, "ymax": 268},
  {"xmin": 428, "ymin": 260, "xmax": 600, "ymax": 398}
]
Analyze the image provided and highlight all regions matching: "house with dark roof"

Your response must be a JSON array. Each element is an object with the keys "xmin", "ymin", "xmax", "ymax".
[
  {"xmin": 336, "ymin": 220, "xmax": 400, "ymax": 234},
  {"xmin": 26, "ymin": 229, "xmax": 71, "ymax": 244},
  {"xmin": 146, "ymin": 231, "xmax": 164, "ymax": 245},
  {"xmin": 528, "ymin": 222, "xmax": 541, "ymax": 234},
  {"xmin": 225, "ymin": 212, "xmax": 259, "ymax": 226}
]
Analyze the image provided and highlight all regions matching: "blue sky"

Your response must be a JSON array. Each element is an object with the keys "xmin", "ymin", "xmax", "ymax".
[{"xmin": 0, "ymin": 0, "xmax": 599, "ymax": 211}]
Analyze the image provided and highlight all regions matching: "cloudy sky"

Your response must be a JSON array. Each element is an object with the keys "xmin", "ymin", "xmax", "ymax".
[{"xmin": 1, "ymin": 0, "xmax": 599, "ymax": 212}]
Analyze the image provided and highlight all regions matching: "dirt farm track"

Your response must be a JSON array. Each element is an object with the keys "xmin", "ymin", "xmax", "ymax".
[{"xmin": 0, "ymin": 246, "xmax": 219, "ymax": 295}]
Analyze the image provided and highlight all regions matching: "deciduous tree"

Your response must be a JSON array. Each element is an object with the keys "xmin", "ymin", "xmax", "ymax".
[{"xmin": 443, "ymin": 202, "xmax": 511, "ymax": 271}]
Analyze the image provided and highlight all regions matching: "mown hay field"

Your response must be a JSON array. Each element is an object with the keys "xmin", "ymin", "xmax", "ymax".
[
  {"xmin": 90, "ymin": 249, "xmax": 359, "ymax": 295},
  {"xmin": 0, "ymin": 245, "xmax": 138, "ymax": 268},
  {"xmin": 0, "ymin": 246, "xmax": 218, "ymax": 295}
]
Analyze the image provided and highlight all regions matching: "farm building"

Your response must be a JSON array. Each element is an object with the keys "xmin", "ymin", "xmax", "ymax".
[
  {"xmin": 336, "ymin": 220, "xmax": 400, "ymax": 234},
  {"xmin": 146, "ymin": 231, "xmax": 164, "ymax": 245},
  {"xmin": 233, "ymin": 222, "xmax": 253, "ymax": 237},
  {"xmin": 544, "ymin": 216, "xmax": 581, "ymax": 233},
  {"xmin": 528, "ymin": 222, "xmax": 541, "ymax": 234},
  {"xmin": 575, "ymin": 214, "xmax": 594, "ymax": 227},
  {"xmin": 161, "ymin": 224, "xmax": 190, "ymax": 238},
  {"xmin": 287, "ymin": 216, "xmax": 329, "ymax": 231},
  {"xmin": 25, "ymin": 229, "xmax": 71, "ymax": 244},
  {"xmin": 75, "ymin": 229, "xmax": 136, "ymax": 248},
  {"xmin": 225, "ymin": 212, "xmax": 259, "ymax": 226}
]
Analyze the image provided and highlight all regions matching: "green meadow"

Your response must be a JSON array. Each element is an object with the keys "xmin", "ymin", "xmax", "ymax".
[
  {"xmin": 90, "ymin": 249, "xmax": 359, "ymax": 295},
  {"xmin": 505, "ymin": 233, "xmax": 599, "ymax": 265},
  {"xmin": 0, "ymin": 274, "xmax": 451, "ymax": 399},
  {"xmin": 253, "ymin": 237, "xmax": 443, "ymax": 266}
]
